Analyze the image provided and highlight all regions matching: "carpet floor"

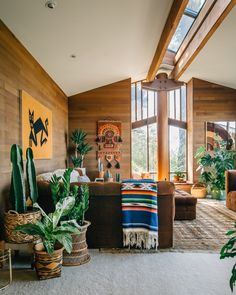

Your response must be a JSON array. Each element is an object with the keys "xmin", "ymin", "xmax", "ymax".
[
  {"xmin": 174, "ymin": 199, "xmax": 236, "ymax": 252},
  {"xmin": 1, "ymin": 251, "xmax": 234, "ymax": 295}
]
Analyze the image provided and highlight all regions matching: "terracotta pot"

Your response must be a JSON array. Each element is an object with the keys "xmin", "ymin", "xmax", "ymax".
[
  {"xmin": 63, "ymin": 220, "xmax": 91, "ymax": 266},
  {"xmin": 34, "ymin": 243, "xmax": 63, "ymax": 280},
  {"xmin": 173, "ymin": 176, "xmax": 180, "ymax": 182}
]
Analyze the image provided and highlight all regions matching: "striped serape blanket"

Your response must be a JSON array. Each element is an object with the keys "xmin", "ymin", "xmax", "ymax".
[{"xmin": 121, "ymin": 179, "xmax": 158, "ymax": 249}]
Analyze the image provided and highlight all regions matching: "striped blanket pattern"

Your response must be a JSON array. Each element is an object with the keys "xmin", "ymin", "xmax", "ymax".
[{"xmin": 121, "ymin": 179, "xmax": 158, "ymax": 249}]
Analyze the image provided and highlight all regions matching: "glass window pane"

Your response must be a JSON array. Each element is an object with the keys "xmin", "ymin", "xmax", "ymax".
[
  {"xmin": 169, "ymin": 90, "xmax": 175, "ymax": 119},
  {"xmin": 186, "ymin": 0, "xmax": 205, "ymax": 14},
  {"xmin": 142, "ymin": 89, "xmax": 148, "ymax": 119},
  {"xmin": 148, "ymin": 124, "xmax": 157, "ymax": 178},
  {"xmin": 169, "ymin": 126, "xmax": 186, "ymax": 174},
  {"xmin": 168, "ymin": 14, "xmax": 194, "ymax": 52},
  {"xmin": 136, "ymin": 82, "xmax": 142, "ymax": 121},
  {"xmin": 175, "ymin": 89, "xmax": 181, "ymax": 120},
  {"xmin": 148, "ymin": 90, "xmax": 155, "ymax": 118},
  {"xmin": 132, "ymin": 126, "xmax": 147, "ymax": 175},
  {"xmin": 154, "ymin": 92, "xmax": 158, "ymax": 116},
  {"xmin": 181, "ymin": 86, "xmax": 187, "ymax": 121},
  {"xmin": 131, "ymin": 83, "xmax": 135, "ymax": 122}
]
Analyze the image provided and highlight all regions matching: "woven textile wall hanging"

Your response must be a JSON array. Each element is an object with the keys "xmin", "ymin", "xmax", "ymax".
[{"xmin": 96, "ymin": 120, "xmax": 122, "ymax": 169}]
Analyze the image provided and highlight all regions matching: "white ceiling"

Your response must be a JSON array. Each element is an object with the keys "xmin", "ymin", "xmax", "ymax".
[
  {"xmin": 0, "ymin": 0, "xmax": 173, "ymax": 96},
  {"xmin": 180, "ymin": 6, "xmax": 236, "ymax": 89}
]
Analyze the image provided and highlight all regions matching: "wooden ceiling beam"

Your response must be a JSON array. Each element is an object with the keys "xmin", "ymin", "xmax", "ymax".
[
  {"xmin": 146, "ymin": 0, "xmax": 189, "ymax": 81},
  {"xmin": 171, "ymin": 0, "xmax": 236, "ymax": 80}
]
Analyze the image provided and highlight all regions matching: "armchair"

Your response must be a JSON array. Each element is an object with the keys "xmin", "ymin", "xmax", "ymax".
[{"xmin": 225, "ymin": 170, "xmax": 236, "ymax": 212}]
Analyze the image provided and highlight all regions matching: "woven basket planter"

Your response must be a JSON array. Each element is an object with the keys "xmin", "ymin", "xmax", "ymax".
[
  {"xmin": 63, "ymin": 220, "xmax": 90, "ymax": 266},
  {"xmin": 4, "ymin": 209, "xmax": 41, "ymax": 243},
  {"xmin": 34, "ymin": 244, "xmax": 63, "ymax": 280}
]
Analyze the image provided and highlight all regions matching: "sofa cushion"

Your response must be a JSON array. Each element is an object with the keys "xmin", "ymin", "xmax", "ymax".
[{"xmin": 175, "ymin": 189, "xmax": 197, "ymax": 206}]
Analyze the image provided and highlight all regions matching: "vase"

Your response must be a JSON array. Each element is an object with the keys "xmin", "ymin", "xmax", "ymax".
[
  {"xmin": 211, "ymin": 188, "xmax": 221, "ymax": 200},
  {"xmin": 219, "ymin": 190, "xmax": 226, "ymax": 201}
]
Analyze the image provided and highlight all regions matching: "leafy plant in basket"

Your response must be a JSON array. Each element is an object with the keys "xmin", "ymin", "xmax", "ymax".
[
  {"xmin": 15, "ymin": 197, "xmax": 80, "ymax": 279},
  {"xmin": 5, "ymin": 144, "xmax": 41, "ymax": 243},
  {"xmin": 50, "ymin": 168, "xmax": 89, "ymax": 226},
  {"xmin": 220, "ymin": 222, "xmax": 236, "ymax": 291},
  {"xmin": 50, "ymin": 168, "xmax": 90, "ymax": 266},
  {"xmin": 71, "ymin": 128, "xmax": 93, "ymax": 168},
  {"xmin": 195, "ymin": 140, "xmax": 235, "ymax": 198}
]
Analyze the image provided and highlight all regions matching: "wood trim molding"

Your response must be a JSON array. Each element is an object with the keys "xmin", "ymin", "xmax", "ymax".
[
  {"xmin": 162, "ymin": 50, "xmax": 175, "ymax": 67},
  {"xmin": 168, "ymin": 118, "xmax": 187, "ymax": 129},
  {"xmin": 131, "ymin": 116, "xmax": 157, "ymax": 129},
  {"xmin": 171, "ymin": 0, "xmax": 236, "ymax": 80},
  {"xmin": 146, "ymin": 0, "xmax": 189, "ymax": 81}
]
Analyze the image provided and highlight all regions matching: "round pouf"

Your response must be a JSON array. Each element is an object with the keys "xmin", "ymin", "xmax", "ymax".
[
  {"xmin": 34, "ymin": 246, "xmax": 63, "ymax": 280},
  {"xmin": 63, "ymin": 220, "xmax": 90, "ymax": 266}
]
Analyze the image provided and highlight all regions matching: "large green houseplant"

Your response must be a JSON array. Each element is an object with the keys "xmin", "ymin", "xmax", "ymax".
[
  {"xmin": 71, "ymin": 129, "xmax": 92, "ymax": 168},
  {"xmin": 220, "ymin": 222, "xmax": 236, "ymax": 291},
  {"xmin": 50, "ymin": 168, "xmax": 90, "ymax": 266},
  {"xmin": 5, "ymin": 144, "xmax": 41, "ymax": 243},
  {"xmin": 195, "ymin": 141, "xmax": 235, "ymax": 199},
  {"xmin": 16, "ymin": 197, "xmax": 80, "ymax": 280}
]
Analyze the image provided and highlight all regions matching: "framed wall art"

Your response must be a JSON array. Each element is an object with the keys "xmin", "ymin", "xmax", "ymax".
[{"xmin": 21, "ymin": 90, "xmax": 52, "ymax": 159}]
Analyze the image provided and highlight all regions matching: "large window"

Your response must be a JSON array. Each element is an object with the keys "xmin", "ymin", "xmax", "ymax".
[
  {"xmin": 131, "ymin": 81, "xmax": 158, "ymax": 179},
  {"xmin": 131, "ymin": 82, "xmax": 187, "ymax": 181},
  {"xmin": 168, "ymin": 87, "xmax": 187, "ymax": 180}
]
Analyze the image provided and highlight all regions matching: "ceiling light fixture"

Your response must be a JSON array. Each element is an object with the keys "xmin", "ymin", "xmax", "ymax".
[
  {"xmin": 70, "ymin": 54, "xmax": 77, "ymax": 59},
  {"xmin": 45, "ymin": 0, "xmax": 57, "ymax": 9}
]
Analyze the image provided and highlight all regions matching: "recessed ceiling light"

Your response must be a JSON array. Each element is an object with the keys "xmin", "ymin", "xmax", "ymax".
[
  {"xmin": 45, "ymin": 0, "xmax": 57, "ymax": 9},
  {"xmin": 70, "ymin": 54, "xmax": 77, "ymax": 59}
]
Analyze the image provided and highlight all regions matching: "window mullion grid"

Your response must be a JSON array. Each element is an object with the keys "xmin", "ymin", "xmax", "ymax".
[{"xmin": 135, "ymin": 82, "xmax": 137, "ymax": 121}]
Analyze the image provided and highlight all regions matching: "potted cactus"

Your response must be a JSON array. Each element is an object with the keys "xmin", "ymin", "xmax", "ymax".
[
  {"xmin": 4, "ymin": 144, "xmax": 41, "ymax": 243},
  {"xmin": 50, "ymin": 169, "xmax": 90, "ymax": 266}
]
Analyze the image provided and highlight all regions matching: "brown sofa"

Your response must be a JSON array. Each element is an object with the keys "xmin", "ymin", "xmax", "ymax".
[
  {"xmin": 37, "ymin": 181, "xmax": 175, "ymax": 249},
  {"xmin": 226, "ymin": 170, "xmax": 236, "ymax": 212}
]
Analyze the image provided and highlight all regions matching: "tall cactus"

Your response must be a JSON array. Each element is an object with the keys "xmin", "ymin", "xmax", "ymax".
[
  {"xmin": 10, "ymin": 144, "xmax": 26, "ymax": 213},
  {"xmin": 26, "ymin": 147, "xmax": 38, "ymax": 204}
]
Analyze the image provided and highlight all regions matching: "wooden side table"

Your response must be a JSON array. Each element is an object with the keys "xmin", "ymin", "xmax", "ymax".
[{"xmin": 174, "ymin": 182, "xmax": 193, "ymax": 194}]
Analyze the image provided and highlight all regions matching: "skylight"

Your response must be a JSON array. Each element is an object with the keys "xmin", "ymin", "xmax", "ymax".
[{"xmin": 168, "ymin": 0, "xmax": 206, "ymax": 53}]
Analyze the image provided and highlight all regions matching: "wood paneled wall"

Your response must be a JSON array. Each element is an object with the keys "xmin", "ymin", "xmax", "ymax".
[
  {"xmin": 0, "ymin": 20, "xmax": 68, "ymax": 218},
  {"xmin": 188, "ymin": 78, "xmax": 236, "ymax": 181},
  {"xmin": 68, "ymin": 79, "xmax": 131, "ymax": 180}
]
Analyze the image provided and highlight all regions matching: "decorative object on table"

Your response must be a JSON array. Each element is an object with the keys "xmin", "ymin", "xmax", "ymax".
[
  {"xmin": 98, "ymin": 158, "xmax": 104, "ymax": 178},
  {"xmin": 121, "ymin": 179, "xmax": 158, "ymax": 249},
  {"xmin": 105, "ymin": 170, "xmax": 113, "ymax": 182},
  {"xmin": 190, "ymin": 182, "xmax": 207, "ymax": 198},
  {"xmin": 206, "ymin": 121, "xmax": 236, "ymax": 151},
  {"xmin": 21, "ymin": 90, "xmax": 52, "ymax": 159},
  {"xmin": 71, "ymin": 128, "xmax": 93, "ymax": 168},
  {"xmin": 195, "ymin": 140, "xmax": 235, "ymax": 200},
  {"xmin": 0, "ymin": 249, "xmax": 12, "ymax": 291},
  {"xmin": 50, "ymin": 169, "xmax": 90, "ymax": 266},
  {"xmin": 15, "ymin": 197, "xmax": 79, "ymax": 280},
  {"xmin": 220, "ymin": 222, "xmax": 236, "ymax": 292},
  {"xmin": 4, "ymin": 145, "xmax": 41, "ymax": 243},
  {"xmin": 173, "ymin": 171, "xmax": 185, "ymax": 182},
  {"xmin": 115, "ymin": 173, "xmax": 121, "ymax": 182},
  {"xmin": 96, "ymin": 120, "xmax": 122, "ymax": 170},
  {"xmin": 141, "ymin": 172, "xmax": 151, "ymax": 179}
]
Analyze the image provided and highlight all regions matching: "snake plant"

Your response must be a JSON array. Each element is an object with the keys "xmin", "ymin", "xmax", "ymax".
[{"xmin": 9, "ymin": 144, "xmax": 38, "ymax": 213}]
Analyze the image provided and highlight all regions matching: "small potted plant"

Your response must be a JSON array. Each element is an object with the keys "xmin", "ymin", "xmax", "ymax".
[
  {"xmin": 50, "ymin": 169, "xmax": 90, "ymax": 266},
  {"xmin": 70, "ymin": 128, "xmax": 93, "ymax": 170},
  {"xmin": 4, "ymin": 145, "xmax": 41, "ymax": 243},
  {"xmin": 173, "ymin": 172, "xmax": 185, "ymax": 183},
  {"xmin": 15, "ymin": 197, "xmax": 80, "ymax": 280}
]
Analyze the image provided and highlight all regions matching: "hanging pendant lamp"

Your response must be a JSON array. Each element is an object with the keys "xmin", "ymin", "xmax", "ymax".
[{"xmin": 142, "ymin": 73, "xmax": 185, "ymax": 91}]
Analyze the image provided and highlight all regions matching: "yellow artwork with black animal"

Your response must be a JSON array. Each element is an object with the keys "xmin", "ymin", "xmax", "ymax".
[{"xmin": 21, "ymin": 91, "xmax": 52, "ymax": 159}]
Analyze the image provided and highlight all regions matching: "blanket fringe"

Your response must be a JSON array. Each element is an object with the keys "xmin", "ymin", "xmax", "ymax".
[{"xmin": 123, "ymin": 231, "xmax": 158, "ymax": 250}]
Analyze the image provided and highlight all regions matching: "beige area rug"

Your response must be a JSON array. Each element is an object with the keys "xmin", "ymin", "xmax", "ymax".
[{"xmin": 174, "ymin": 199, "xmax": 236, "ymax": 252}]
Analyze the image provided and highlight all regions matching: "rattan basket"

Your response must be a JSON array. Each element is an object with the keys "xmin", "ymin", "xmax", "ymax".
[
  {"xmin": 4, "ymin": 209, "xmax": 41, "ymax": 243},
  {"xmin": 191, "ymin": 182, "xmax": 207, "ymax": 198}
]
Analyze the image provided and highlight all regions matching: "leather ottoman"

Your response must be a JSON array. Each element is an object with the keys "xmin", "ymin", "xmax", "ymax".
[{"xmin": 175, "ymin": 189, "xmax": 197, "ymax": 220}]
